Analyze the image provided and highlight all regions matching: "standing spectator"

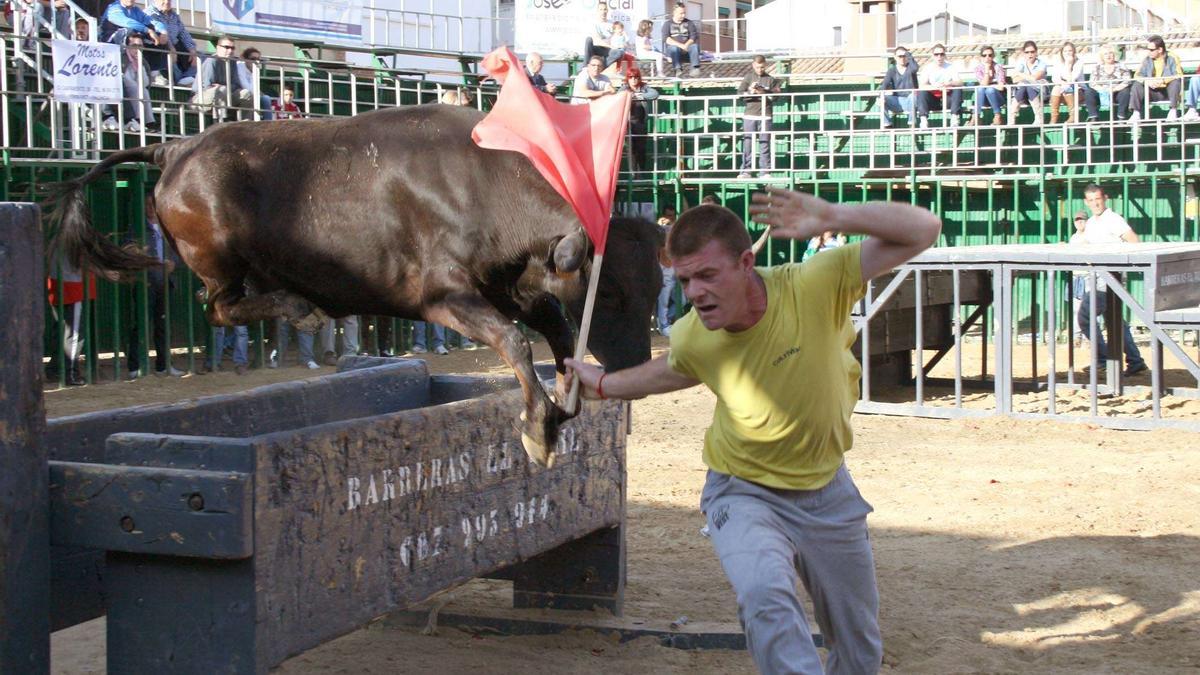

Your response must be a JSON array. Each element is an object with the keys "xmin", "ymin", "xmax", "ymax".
[
  {"xmin": 1069, "ymin": 210, "xmax": 1089, "ymax": 345},
  {"xmin": 237, "ymin": 46, "xmax": 274, "ymax": 120},
  {"xmin": 1048, "ymin": 42, "xmax": 1084, "ymax": 124},
  {"xmin": 634, "ymin": 19, "xmax": 665, "ymax": 77},
  {"xmin": 1008, "ymin": 40, "xmax": 1048, "ymax": 125},
  {"xmin": 320, "ymin": 316, "xmax": 360, "ymax": 365},
  {"xmin": 879, "ymin": 45, "xmax": 918, "ymax": 129},
  {"xmin": 21, "ymin": 0, "xmax": 71, "ymax": 48},
  {"xmin": 270, "ymin": 319, "xmax": 319, "ymax": 369},
  {"xmin": 525, "ymin": 52, "xmax": 557, "ymax": 95},
  {"xmin": 46, "ymin": 252, "xmax": 96, "ymax": 386},
  {"xmin": 411, "ymin": 321, "xmax": 448, "ymax": 355},
  {"xmin": 102, "ymin": 31, "xmax": 157, "ymax": 132},
  {"xmin": 582, "ymin": 3, "xmax": 622, "ymax": 68},
  {"xmin": 916, "ymin": 43, "xmax": 963, "ymax": 128},
  {"xmin": 969, "ymin": 45, "xmax": 1005, "ymax": 126},
  {"xmin": 655, "ymin": 205, "xmax": 678, "ymax": 337},
  {"xmin": 623, "ymin": 68, "xmax": 659, "ymax": 171},
  {"xmin": 1082, "ymin": 43, "xmax": 1132, "ymax": 122},
  {"xmin": 192, "ymin": 36, "xmax": 252, "ymax": 120},
  {"xmin": 126, "ymin": 193, "xmax": 183, "ymax": 379},
  {"xmin": 271, "ymin": 85, "xmax": 303, "ymax": 118},
  {"xmin": 803, "ymin": 231, "xmax": 845, "ymax": 261},
  {"xmin": 1075, "ymin": 184, "xmax": 1147, "ymax": 377},
  {"xmin": 208, "ymin": 324, "xmax": 249, "ymax": 374},
  {"xmin": 571, "ymin": 55, "xmax": 616, "ymax": 105},
  {"xmin": 362, "ymin": 316, "xmax": 395, "ymax": 357},
  {"xmin": 661, "ymin": 3, "xmax": 700, "ymax": 78},
  {"xmin": 736, "ymin": 55, "xmax": 781, "ymax": 179},
  {"xmin": 1128, "ymin": 35, "xmax": 1184, "ymax": 123},
  {"xmin": 145, "ymin": 0, "xmax": 196, "ymax": 86},
  {"xmin": 99, "ymin": 0, "xmax": 163, "ymax": 46}
]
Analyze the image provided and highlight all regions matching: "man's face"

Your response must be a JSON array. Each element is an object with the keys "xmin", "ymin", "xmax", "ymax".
[
  {"xmin": 75, "ymin": 20, "xmax": 88, "ymax": 40},
  {"xmin": 673, "ymin": 6, "xmax": 685, "ymax": 22},
  {"xmin": 1084, "ymin": 191, "xmax": 1107, "ymax": 216},
  {"xmin": 119, "ymin": 0, "xmax": 135, "ymax": 8},
  {"xmin": 528, "ymin": 54, "xmax": 543, "ymax": 73},
  {"xmin": 598, "ymin": 4, "xmax": 607, "ymax": 20},
  {"xmin": 587, "ymin": 58, "xmax": 602, "ymax": 76},
  {"xmin": 894, "ymin": 50, "xmax": 908, "ymax": 65},
  {"xmin": 216, "ymin": 40, "xmax": 236, "ymax": 57},
  {"xmin": 752, "ymin": 60, "xmax": 766, "ymax": 76},
  {"xmin": 674, "ymin": 240, "xmax": 755, "ymax": 331},
  {"xmin": 283, "ymin": 89, "xmax": 293, "ymax": 104},
  {"xmin": 155, "ymin": 0, "xmax": 172, "ymax": 12},
  {"xmin": 932, "ymin": 47, "xmax": 947, "ymax": 64}
]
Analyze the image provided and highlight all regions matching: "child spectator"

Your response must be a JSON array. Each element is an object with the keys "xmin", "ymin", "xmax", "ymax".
[
  {"xmin": 272, "ymin": 86, "xmax": 303, "ymax": 118},
  {"xmin": 634, "ymin": 19, "xmax": 664, "ymax": 77}
]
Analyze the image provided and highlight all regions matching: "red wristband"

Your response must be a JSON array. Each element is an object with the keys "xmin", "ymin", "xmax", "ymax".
[{"xmin": 597, "ymin": 372, "xmax": 607, "ymax": 400}]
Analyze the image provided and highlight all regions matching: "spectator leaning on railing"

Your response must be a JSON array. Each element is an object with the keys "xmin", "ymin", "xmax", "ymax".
[
  {"xmin": 99, "ymin": 0, "xmax": 163, "ymax": 47},
  {"xmin": 879, "ymin": 45, "xmax": 918, "ymax": 129},
  {"xmin": 969, "ymin": 45, "xmax": 1005, "ymax": 126},
  {"xmin": 1008, "ymin": 40, "xmax": 1048, "ymax": 125},
  {"xmin": 916, "ymin": 43, "xmax": 963, "ymax": 128},
  {"xmin": 1128, "ymin": 35, "xmax": 1183, "ymax": 123},
  {"xmin": 525, "ymin": 52, "xmax": 558, "ymax": 95},
  {"xmin": 1082, "ymin": 43, "xmax": 1132, "ymax": 123},
  {"xmin": 145, "ymin": 0, "xmax": 196, "ymax": 87}
]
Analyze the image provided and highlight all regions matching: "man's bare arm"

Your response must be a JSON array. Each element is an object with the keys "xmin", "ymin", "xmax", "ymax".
[{"xmin": 565, "ymin": 353, "xmax": 700, "ymax": 401}]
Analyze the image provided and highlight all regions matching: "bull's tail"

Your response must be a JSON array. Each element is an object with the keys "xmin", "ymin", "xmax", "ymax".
[{"xmin": 44, "ymin": 144, "xmax": 165, "ymax": 280}]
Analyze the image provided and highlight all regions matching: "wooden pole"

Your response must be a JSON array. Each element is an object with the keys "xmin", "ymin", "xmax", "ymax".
[{"xmin": 566, "ymin": 252, "xmax": 605, "ymax": 412}]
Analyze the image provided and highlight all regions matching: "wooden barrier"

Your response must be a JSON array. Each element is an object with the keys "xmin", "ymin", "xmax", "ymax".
[{"xmin": 1, "ymin": 205, "xmax": 629, "ymax": 674}]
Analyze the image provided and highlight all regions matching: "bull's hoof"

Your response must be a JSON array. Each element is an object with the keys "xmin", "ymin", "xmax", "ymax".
[
  {"xmin": 291, "ymin": 308, "xmax": 329, "ymax": 333},
  {"xmin": 518, "ymin": 411, "xmax": 556, "ymax": 469}
]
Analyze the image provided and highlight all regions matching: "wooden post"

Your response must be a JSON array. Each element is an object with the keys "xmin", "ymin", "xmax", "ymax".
[{"xmin": 0, "ymin": 203, "xmax": 49, "ymax": 674}]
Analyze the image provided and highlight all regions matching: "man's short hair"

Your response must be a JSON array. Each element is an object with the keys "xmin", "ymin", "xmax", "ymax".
[
  {"xmin": 588, "ymin": 55, "xmax": 603, "ymax": 66},
  {"xmin": 752, "ymin": 54, "xmax": 766, "ymax": 65},
  {"xmin": 1148, "ymin": 35, "xmax": 1166, "ymax": 52},
  {"xmin": 894, "ymin": 45, "xmax": 908, "ymax": 55},
  {"xmin": 932, "ymin": 43, "xmax": 946, "ymax": 53},
  {"xmin": 1083, "ymin": 183, "xmax": 1105, "ymax": 197},
  {"xmin": 667, "ymin": 205, "xmax": 752, "ymax": 261}
]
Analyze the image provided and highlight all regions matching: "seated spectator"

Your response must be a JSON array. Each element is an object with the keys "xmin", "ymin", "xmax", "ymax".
[
  {"xmin": 99, "ymin": 0, "xmax": 163, "ymax": 47},
  {"xmin": 736, "ymin": 55, "xmax": 781, "ymax": 178},
  {"xmin": 1048, "ymin": 42, "xmax": 1084, "ymax": 124},
  {"xmin": 271, "ymin": 86, "xmax": 303, "ymax": 118},
  {"xmin": 145, "ymin": 0, "xmax": 196, "ymax": 86},
  {"xmin": 622, "ymin": 68, "xmax": 659, "ymax": 171},
  {"xmin": 879, "ymin": 45, "xmax": 918, "ymax": 129},
  {"xmin": 440, "ymin": 87, "xmax": 473, "ymax": 106},
  {"xmin": 525, "ymin": 52, "xmax": 557, "ymax": 95},
  {"xmin": 22, "ymin": 0, "xmax": 71, "ymax": 49},
  {"xmin": 634, "ymin": 19, "xmax": 665, "ymax": 77},
  {"xmin": 1008, "ymin": 40, "xmax": 1048, "ymax": 125},
  {"xmin": 1185, "ymin": 70, "xmax": 1200, "ymax": 121},
  {"xmin": 1128, "ymin": 35, "xmax": 1183, "ymax": 123},
  {"xmin": 1082, "ymin": 43, "xmax": 1132, "ymax": 122},
  {"xmin": 917, "ymin": 43, "xmax": 963, "ymax": 128},
  {"xmin": 126, "ymin": 193, "xmax": 183, "ymax": 378},
  {"xmin": 969, "ymin": 45, "xmax": 1005, "ymax": 126},
  {"xmin": 571, "ymin": 55, "xmax": 616, "ymax": 105},
  {"xmin": 102, "ymin": 31, "xmax": 157, "ymax": 132},
  {"xmin": 700, "ymin": 195, "xmax": 720, "ymax": 205},
  {"xmin": 610, "ymin": 20, "xmax": 629, "ymax": 53},
  {"xmin": 583, "ymin": 3, "xmax": 622, "ymax": 68},
  {"xmin": 192, "ymin": 36, "xmax": 252, "ymax": 120},
  {"xmin": 236, "ymin": 46, "xmax": 274, "ymax": 120},
  {"xmin": 661, "ymin": 3, "xmax": 700, "ymax": 78}
]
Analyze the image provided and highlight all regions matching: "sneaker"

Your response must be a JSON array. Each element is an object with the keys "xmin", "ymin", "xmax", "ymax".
[
  {"xmin": 434, "ymin": 344, "xmax": 450, "ymax": 356},
  {"xmin": 305, "ymin": 360, "xmax": 320, "ymax": 369},
  {"xmin": 881, "ymin": 117, "xmax": 893, "ymax": 129},
  {"xmin": 1166, "ymin": 108, "xmax": 1179, "ymax": 122},
  {"xmin": 1128, "ymin": 111, "xmax": 1142, "ymax": 124},
  {"xmin": 949, "ymin": 115, "xmax": 960, "ymax": 127},
  {"xmin": 102, "ymin": 116, "xmax": 119, "ymax": 131},
  {"xmin": 461, "ymin": 339, "xmax": 478, "ymax": 350},
  {"xmin": 124, "ymin": 119, "xmax": 142, "ymax": 133},
  {"xmin": 322, "ymin": 351, "xmax": 338, "ymax": 366},
  {"xmin": 411, "ymin": 344, "xmax": 428, "ymax": 354},
  {"xmin": 919, "ymin": 117, "xmax": 929, "ymax": 129},
  {"xmin": 154, "ymin": 365, "xmax": 185, "ymax": 377},
  {"xmin": 125, "ymin": 369, "xmax": 141, "ymax": 381},
  {"xmin": 1123, "ymin": 362, "xmax": 1148, "ymax": 377},
  {"xmin": 736, "ymin": 172, "xmax": 752, "ymax": 179},
  {"xmin": 151, "ymin": 73, "xmax": 169, "ymax": 87},
  {"xmin": 757, "ymin": 172, "xmax": 771, "ymax": 180},
  {"xmin": 688, "ymin": 67, "xmax": 701, "ymax": 78},
  {"xmin": 267, "ymin": 349, "xmax": 279, "ymax": 368},
  {"xmin": 659, "ymin": 325, "xmax": 671, "ymax": 338},
  {"xmin": 1184, "ymin": 108, "xmax": 1200, "ymax": 122}
]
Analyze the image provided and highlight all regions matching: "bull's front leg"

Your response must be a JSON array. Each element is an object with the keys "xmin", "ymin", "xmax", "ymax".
[
  {"xmin": 425, "ymin": 295, "xmax": 566, "ymax": 468},
  {"xmin": 515, "ymin": 296, "xmax": 580, "ymax": 416}
]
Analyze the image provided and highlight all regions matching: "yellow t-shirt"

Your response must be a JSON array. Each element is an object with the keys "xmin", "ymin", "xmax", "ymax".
[
  {"xmin": 667, "ymin": 243, "xmax": 866, "ymax": 490},
  {"xmin": 1153, "ymin": 56, "xmax": 1165, "ymax": 78}
]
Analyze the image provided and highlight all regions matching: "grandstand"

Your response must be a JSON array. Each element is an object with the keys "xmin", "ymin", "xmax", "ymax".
[{"xmin": 3, "ymin": 0, "xmax": 1199, "ymax": 390}]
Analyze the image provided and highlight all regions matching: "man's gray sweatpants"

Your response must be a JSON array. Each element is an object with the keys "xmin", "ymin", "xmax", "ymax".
[{"xmin": 701, "ymin": 465, "xmax": 882, "ymax": 675}]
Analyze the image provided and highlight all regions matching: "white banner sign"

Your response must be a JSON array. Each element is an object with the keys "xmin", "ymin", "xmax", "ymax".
[
  {"xmin": 516, "ymin": 0, "xmax": 649, "ymax": 59},
  {"xmin": 212, "ymin": 0, "xmax": 364, "ymax": 44},
  {"xmin": 52, "ymin": 39, "xmax": 122, "ymax": 105}
]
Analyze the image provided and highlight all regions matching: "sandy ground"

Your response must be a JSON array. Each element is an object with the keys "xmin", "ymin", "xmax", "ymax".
[{"xmin": 47, "ymin": 337, "xmax": 1200, "ymax": 674}]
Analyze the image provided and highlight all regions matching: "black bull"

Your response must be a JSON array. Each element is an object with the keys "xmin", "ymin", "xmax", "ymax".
[{"xmin": 46, "ymin": 105, "xmax": 663, "ymax": 465}]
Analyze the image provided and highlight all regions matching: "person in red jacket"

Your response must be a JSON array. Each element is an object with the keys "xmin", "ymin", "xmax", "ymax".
[
  {"xmin": 271, "ymin": 85, "xmax": 303, "ymax": 119},
  {"xmin": 46, "ymin": 254, "xmax": 97, "ymax": 385}
]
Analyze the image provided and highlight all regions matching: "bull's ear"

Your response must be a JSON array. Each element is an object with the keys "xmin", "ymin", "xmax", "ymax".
[{"xmin": 551, "ymin": 230, "xmax": 588, "ymax": 274}]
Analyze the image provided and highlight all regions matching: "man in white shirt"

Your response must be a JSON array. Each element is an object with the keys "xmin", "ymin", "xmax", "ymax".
[
  {"xmin": 1075, "ymin": 184, "xmax": 1147, "ymax": 377},
  {"xmin": 570, "ymin": 55, "xmax": 615, "ymax": 105},
  {"xmin": 916, "ymin": 44, "xmax": 964, "ymax": 128}
]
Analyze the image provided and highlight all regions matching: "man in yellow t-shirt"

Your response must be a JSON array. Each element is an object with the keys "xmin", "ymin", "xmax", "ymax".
[{"xmin": 566, "ymin": 190, "xmax": 941, "ymax": 674}]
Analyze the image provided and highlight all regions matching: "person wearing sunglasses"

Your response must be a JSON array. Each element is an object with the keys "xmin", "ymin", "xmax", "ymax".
[
  {"xmin": 192, "ymin": 36, "xmax": 254, "ymax": 120},
  {"xmin": 879, "ymin": 45, "xmax": 918, "ymax": 128},
  {"xmin": 916, "ymin": 43, "xmax": 964, "ymax": 128},
  {"xmin": 1128, "ymin": 35, "xmax": 1183, "ymax": 123},
  {"xmin": 1008, "ymin": 40, "xmax": 1047, "ymax": 124},
  {"xmin": 970, "ymin": 45, "xmax": 1006, "ymax": 126}
]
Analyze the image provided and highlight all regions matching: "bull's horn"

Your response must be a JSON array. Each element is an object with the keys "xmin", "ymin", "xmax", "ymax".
[
  {"xmin": 552, "ymin": 230, "xmax": 588, "ymax": 274},
  {"xmin": 751, "ymin": 226, "xmax": 772, "ymax": 255}
]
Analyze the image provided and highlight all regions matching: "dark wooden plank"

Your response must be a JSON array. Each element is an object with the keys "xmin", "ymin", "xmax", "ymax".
[
  {"xmin": 1154, "ymin": 255, "xmax": 1200, "ymax": 311},
  {"xmin": 49, "ymin": 461, "xmax": 253, "ymax": 558},
  {"xmin": 0, "ymin": 203, "xmax": 49, "ymax": 674}
]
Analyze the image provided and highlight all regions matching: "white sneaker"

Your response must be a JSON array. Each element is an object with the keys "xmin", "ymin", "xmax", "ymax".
[
  {"xmin": 434, "ymin": 345, "xmax": 450, "ymax": 355},
  {"xmin": 102, "ymin": 116, "xmax": 119, "ymax": 131},
  {"xmin": 1184, "ymin": 108, "xmax": 1200, "ymax": 122},
  {"xmin": 919, "ymin": 117, "xmax": 929, "ymax": 129},
  {"xmin": 949, "ymin": 115, "xmax": 960, "ymax": 127},
  {"xmin": 1166, "ymin": 108, "xmax": 1179, "ymax": 122},
  {"xmin": 151, "ymin": 73, "xmax": 169, "ymax": 87},
  {"xmin": 124, "ymin": 119, "xmax": 142, "ymax": 133},
  {"xmin": 410, "ymin": 344, "xmax": 427, "ymax": 354},
  {"xmin": 881, "ymin": 117, "xmax": 893, "ymax": 129},
  {"xmin": 154, "ymin": 366, "xmax": 185, "ymax": 377},
  {"xmin": 736, "ymin": 172, "xmax": 751, "ymax": 179},
  {"xmin": 267, "ymin": 349, "xmax": 279, "ymax": 368},
  {"xmin": 1128, "ymin": 111, "xmax": 1142, "ymax": 124},
  {"xmin": 305, "ymin": 360, "xmax": 320, "ymax": 369},
  {"xmin": 757, "ymin": 172, "xmax": 771, "ymax": 179}
]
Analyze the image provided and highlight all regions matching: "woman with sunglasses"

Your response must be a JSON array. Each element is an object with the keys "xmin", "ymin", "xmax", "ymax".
[
  {"xmin": 971, "ymin": 45, "xmax": 1006, "ymax": 126},
  {"xmin": 1008, "ymin": 40, "xmax": 1047, "ymax": 125}
]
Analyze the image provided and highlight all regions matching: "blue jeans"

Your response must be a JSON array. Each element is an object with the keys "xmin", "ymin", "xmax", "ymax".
[
  {"xmin": 665, "ymin": 43, "xmax": 700, "ymax": 71},
  {"xmin": 880, "ymin": 93, "xmax": 914, "ymax": 125},
  {"xmin": 974, "ymin": 86, "xmax": 1005, "ymax": 116},
  {"xmin": 656, "ymin": 265, "xmax": 676, "ymax": 332},
  {"xmin": 740, "ymin": 117, "xmax": 771, "ymax": 172},
  {"xmin": 412, "ymin": 321, "xmax": 445, "ymax": 350},
  {"xmin": 275, "ymin": 319, "xmax": 315, "ymax": 364},
  {"xmin": 1186, "ymin": 75, "xmax": 1200, "ymax": 110},
  {"xmin": 583, "ymin": 39, "xmax": 626, "ymax": 68},
  {"xmin": 210, "ymin": 325, "xmax": 249, "ymax": 367},
  {"xmin": 1077, "ymin": 291, "xmax": 1145, "ymax": 370}
]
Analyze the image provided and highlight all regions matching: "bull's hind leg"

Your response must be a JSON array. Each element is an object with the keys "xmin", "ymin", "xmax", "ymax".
[{"xmin": 424, "ymin": 294, "xmax": 565, "ymax": 468}]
